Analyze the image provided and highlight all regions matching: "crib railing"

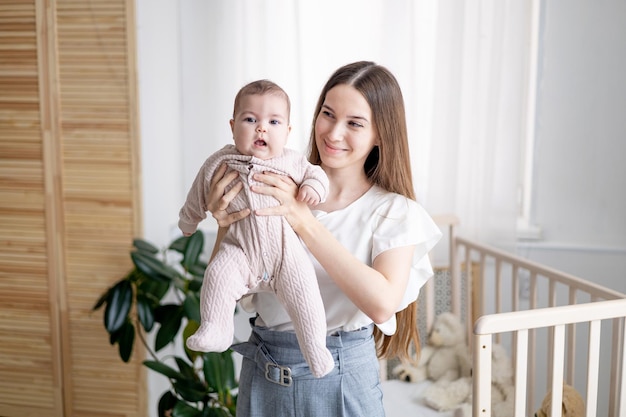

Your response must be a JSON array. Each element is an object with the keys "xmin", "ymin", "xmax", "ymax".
[
  {"xmin": 451, "ymin": 236, "xmax": 626, "ymax": 417},
  {"xmin": 473, "ymin": 299, "xmax": 626, "ymax": 417}
]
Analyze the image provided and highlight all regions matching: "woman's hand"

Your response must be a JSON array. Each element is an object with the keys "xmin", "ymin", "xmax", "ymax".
[
  {"xmin": 251, "ymin": 171, "xmax": 314, "ymax": 233},
  {"xmin": 208, "ymin": 164, "xmax": 250, "ymax": 227}
]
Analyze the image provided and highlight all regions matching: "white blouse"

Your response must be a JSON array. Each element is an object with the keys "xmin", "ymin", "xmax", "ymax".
[{"xmin": 243, "ymin": 185, "xmax": 442, "ymax": 335}]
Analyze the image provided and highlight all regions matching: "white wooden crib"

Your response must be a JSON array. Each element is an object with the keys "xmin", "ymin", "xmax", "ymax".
[{"xmin": 382, "ymin": 216, "xmax": 626, "ymax": 417}]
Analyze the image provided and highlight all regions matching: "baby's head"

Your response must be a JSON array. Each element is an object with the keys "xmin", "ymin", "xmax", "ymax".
[{"xmin": 230, "ymin": 80, "xmax": 291, "ymax": 160}]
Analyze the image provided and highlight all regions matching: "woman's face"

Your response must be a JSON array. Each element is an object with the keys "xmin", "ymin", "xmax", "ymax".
[{"xmin": 314, "ymin": 84, "xmax": 378, "ymax": 172}]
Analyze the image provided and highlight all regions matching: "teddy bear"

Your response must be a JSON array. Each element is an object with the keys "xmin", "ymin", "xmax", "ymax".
[
  {"xmin": 393, "ymin": 312, "xmax": 472, "ymax": 384},
  {"xmin": 535, "ymin": 383, "xmax": 585, "ymax": 417},
  {"xmin": 424, "ymin": 343, "xmax": 515, "ymax": 417}
]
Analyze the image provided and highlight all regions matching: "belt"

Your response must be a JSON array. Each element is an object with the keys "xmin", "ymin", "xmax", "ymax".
[
  {"xmin": 264, "ymin": 362, "xmax": 292, "ymax": 387},
  {"xmin": 231, "ymin": 332, "xmax": 294, "ymax": 387}
]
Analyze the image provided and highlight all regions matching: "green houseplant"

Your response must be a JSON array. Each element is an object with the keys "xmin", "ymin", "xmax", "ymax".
[{"xmin": 93, "ymin": 231, "xmax": 238, "ymax": 417}]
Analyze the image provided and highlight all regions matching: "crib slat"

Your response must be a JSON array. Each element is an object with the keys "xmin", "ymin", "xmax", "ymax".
[
  {"xmin": 550, "ymin": 325, "xmax": 566, "ymax": 417},
  {"xmin": 468, "ymin": 249, "xmax": 478, "ymax": 340},
  {"xmin": 586, "ymin": 319, "xmax": 601, "ymax": 417},
  {"xmin": 613, "ymin": 317, "xmax": 626, "ymax": 417},
  {"xmin": 424, "ymin": 277, "xmax": 435, "ymax": 333},
  {"xmin": 495, "ymin": 259, "xmax": 502, "ymax": 344},
  {"xmin": 473, "ymin": 335, "xmax": 493, "ymax": 417},
  {"xmin": 530, "ymin": 271, "xmax": 538, "ymax": 310},
  {"xmin": 514, "ymin": 330, "xmax": 528, "ymax": 417},
  {"xmin": 528, "ymin": 327, "xmax": 536, "ymax": 411},
  {"xmin": 512, "ymin": 266, "xmax": 519, "ymax": 312},
  {"xmin": 567, "ymin": 287, "xmax": 577, "ymax": 383}
]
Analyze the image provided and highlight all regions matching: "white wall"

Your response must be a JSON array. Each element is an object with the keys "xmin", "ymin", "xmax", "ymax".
[
  {"xmin": 135, "ymin": 1, "xmax": 184, "ymax": 412},
  {"xmin": 135, "ymin": 0, "xmax": 185, "ymax": 245},
  {"xmin": 521, "ymin": 0, "xmax": 626, "ymax": 294},
  {"xmin": 518, "ymin": 5, "xmax": 626, "ymax": 411}
]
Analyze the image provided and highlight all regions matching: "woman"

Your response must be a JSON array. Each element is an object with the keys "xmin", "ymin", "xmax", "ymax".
[{"xmin": 205, "ymin": 61, "xmax": 441, "ymax": 416}]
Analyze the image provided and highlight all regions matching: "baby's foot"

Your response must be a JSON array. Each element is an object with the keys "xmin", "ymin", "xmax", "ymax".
[
  {"xmin": 308, "ymin": 347, "xmax": 335, "ymax": 378},
  {"xmin": 185, "ymin": 323, "xmax": 232, "ymax": 352}
]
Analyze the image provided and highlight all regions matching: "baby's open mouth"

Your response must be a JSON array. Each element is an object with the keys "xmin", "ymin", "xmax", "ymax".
[{"xmin": 255, "ymin": 139, "xmax": 267, "ymax": 146}]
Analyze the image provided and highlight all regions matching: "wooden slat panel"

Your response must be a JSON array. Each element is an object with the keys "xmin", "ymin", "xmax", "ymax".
[
  {"xmin": 55, "ymin": 0, "xmax": 145, "ymax": 415},
  {"xmin": 0, "ymin": 0, "xmax": 144, "ymax": 416},
  {"xmin": 0, "ymin": 1, "xmax": 61, "ymax": 415},
  {"xmin": 56, "ymin": 0, "xmax": 146, "ymax": 417}
]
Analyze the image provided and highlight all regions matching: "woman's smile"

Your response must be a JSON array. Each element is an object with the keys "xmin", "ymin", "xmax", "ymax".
[{"xmin": 322, "ymin": 140, "xmax": 346, "ymax": 154}]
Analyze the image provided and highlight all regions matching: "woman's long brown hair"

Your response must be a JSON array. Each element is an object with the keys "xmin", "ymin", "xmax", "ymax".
[{"xmin": 308, "ymin": 61, "xmax": 420, "ymax": 362}]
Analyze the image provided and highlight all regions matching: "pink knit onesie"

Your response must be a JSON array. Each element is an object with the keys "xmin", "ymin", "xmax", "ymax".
[{"xmin": 179, "ymin": 144, "xmax": 334, "ymax": 378}]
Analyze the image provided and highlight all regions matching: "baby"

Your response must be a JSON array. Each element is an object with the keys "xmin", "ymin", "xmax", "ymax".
[{"xmin": 178, "ymin": 79, "xmax": 334, "ymax": 377}]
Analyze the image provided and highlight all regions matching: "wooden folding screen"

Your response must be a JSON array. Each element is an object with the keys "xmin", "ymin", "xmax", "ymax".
[{"xmin": 0, "ymin": 1, "xmax": 145, "ymax": 416}]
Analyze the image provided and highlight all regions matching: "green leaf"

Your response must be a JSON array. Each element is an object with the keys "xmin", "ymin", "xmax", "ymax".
[
  {"xmin": 182, "ymin": 293, "xmax": 201, "ymax": 323},
  {"xmin": 138, "ymin": 273, "xmax": 171, "ymax": 301},
  {"xmin": 154, "ymin": 304, "xmax": 183, "ymax": 351},
  {"xmin": 187, "ymin": 277, "xmax": 204, "ymax": 293},
  {"xmin": 131, "ymin": 250, "xmax": 179, "ymax": 283},
  {"xmin": 204, "ymin": 351, "xmax": 236, "ymax": 395},
  {"xmin": 118, "ymin": 320, "xmax": 135, "ymax": 362},
  {"xmin": 174, "ymin": 356, "xmax": 198, "ymax": 381},
  {"xmin": 188, "ymin": 262, "xmax": 208, "ymax": 278},
  {"xmin": 92, "ymin": 286, "xmax": 111, "ymax": 311},
  {"xmin": 169, "ymin": 235, "xmax": 189, "ymax": 254},
  {"xmin": 182, "ymin": 231, "xmax": 204, "ymax": 271},
  {"xmin": 221, "ymin": 351, "xmax": 237, "ymax": 391},
  {"xmin": 136, "ymin": 294, "xmax": 155, "ymax": 332},
  {"xmin": 183, "ymin": 320, "xmax": 201, "ymax": 361},
  {"xmin": 158, "ymin": 391, "xmax": 178, "ymax": 417},
  {"xmin": 109, "ymin": 329, "xmax": 118, "ymax": 345},
  {"xmin": 207, "ymin": 408, "xmax": 233, "ymax": 417},
  {"xmin": 172, "ymin": 401, "xmax": 203, "ymax": 417},
  {"xmin": 173, "ymin": 378, "xmax": 207, "ymax": 402},
  {"xmin": 143, "ymin": 360, "xmax": 186, "ymax": 380},
  {"xmin": 133, "ymin": 238, "xmax": 160, "ymax": 254},
  {"xmin": 104, "ymin": 280, "xmax": 133, "ymax": 333}
]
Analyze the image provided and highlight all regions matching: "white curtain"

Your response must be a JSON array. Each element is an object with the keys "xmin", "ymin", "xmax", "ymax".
[
  {"xmin": 425, "ymin": 0, "xmax": 531, "ymax": 250},
  {"xmin": 141, "ymin": 0, "xmax": 530, "ymax": 249}
]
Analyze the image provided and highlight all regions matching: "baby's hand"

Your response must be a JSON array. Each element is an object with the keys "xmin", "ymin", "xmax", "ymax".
[{"xmin": 297, "ymin": 184, "xmax": 320, "ymax": 206}]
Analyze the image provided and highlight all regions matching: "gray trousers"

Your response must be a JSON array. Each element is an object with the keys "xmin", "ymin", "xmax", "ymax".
[{"xmin": 232, "ymin": 321, "xmax": 385, "ymax": 417}]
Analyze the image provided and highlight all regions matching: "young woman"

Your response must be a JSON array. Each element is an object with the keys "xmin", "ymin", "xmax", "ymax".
[{"xmin": 203, "ymin": 61, "xmax": 441, "ymax": 416}]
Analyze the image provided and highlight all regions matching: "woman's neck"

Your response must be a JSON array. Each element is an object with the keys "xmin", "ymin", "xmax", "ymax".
[{"xmin": 315, "ymin": 168, "xmax": 372, "ymax": 212}]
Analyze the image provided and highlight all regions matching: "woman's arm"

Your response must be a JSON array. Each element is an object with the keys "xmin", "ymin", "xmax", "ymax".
[
  {"xmin": 297, "ymin": 215, "xmax": 414, "ymax": 324},
  {"xmin": 252, "ymin": 173, "xmax": 414, "ymax": 324}
]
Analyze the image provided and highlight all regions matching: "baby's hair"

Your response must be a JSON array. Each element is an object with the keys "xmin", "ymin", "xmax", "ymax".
[{"xmin": 232, "ymin": 79, "xmax": 291, "ymax": 120}]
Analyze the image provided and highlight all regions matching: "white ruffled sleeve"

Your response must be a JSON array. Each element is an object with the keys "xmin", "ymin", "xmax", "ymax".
[{"xmin": 371, "ymin": 197, "xmax": 442, "ymax": 335}]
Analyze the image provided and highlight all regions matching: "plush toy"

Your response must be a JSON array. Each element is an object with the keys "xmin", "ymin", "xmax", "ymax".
[
  {"xmin": 535, "ymin": 383, "xmax": 585, "ymax": 417},
  {"xmin": 393, "ymin": 312, "xmax": 471, "ymax": 384},
  {"xmin": 424, "ymin": 343, "xmax": 515, "ymax": 417},
  {"xmin": 423, "ymin": 376, "xmax": 473, "ymax": 412}
]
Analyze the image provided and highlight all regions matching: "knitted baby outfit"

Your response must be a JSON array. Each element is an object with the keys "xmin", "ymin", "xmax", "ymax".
[{"xmin": 179, "ymin": 145, "xmax": 334, "ymax": 378}]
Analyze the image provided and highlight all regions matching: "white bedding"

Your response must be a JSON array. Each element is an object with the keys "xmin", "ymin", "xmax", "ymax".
[{"xmin": 381, "ymin": 379, "xmax": 454, "ymax": 417}]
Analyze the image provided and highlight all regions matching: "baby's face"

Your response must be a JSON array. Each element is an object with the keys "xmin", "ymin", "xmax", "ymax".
[{"xmin": 230, "ymin": 93, "xmax": 291, "ymax": 160}]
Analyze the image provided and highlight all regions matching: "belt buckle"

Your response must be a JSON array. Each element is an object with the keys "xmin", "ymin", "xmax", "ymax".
[{"xmin": 265, "ymin": 362, "xmax": 292, "ymax": 387}]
